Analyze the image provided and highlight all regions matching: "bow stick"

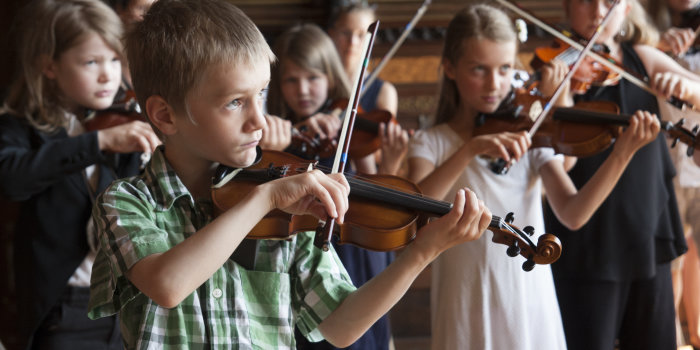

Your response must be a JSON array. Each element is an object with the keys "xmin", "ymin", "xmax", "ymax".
[
  {"xmin": 491, "ymin": 0, "xmax": 621, "ymax": 174},
  {"xmin": 315, "ymin": 20, "xmax": 380, "ymax": 251},
  {"xmin": 360, "ymin": 0, "xmax": 431, "ymax": 98},
  {"xmin": 495, "ymin": 0, "xmax": 694, "ymax": 110}
]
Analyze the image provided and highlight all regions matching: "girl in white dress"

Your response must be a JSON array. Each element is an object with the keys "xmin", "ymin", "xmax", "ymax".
[{"xmin": 407, "ymin": 4, "xmax": 661, "ymax": 350}]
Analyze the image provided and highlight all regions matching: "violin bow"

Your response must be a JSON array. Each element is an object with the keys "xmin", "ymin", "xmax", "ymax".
[
  {"xmin": 315, "ymin": 20, "xmax": 380, "ymax": 251},
  {"xmin": 495, "ymin": 0, "xmax": 694, "ymax": 111},
  {"xmin": 490, "ymin": 0, "xmax": 621, "ymax": 174},
  {"xmin": 360, "ymin": 0, "xmax": 431, "ymax": 98}
]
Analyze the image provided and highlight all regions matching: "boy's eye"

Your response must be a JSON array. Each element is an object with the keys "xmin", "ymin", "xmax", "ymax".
[
  {"xmin": 499, "ymin": 64, "xmax": 512, "ymax": 74},
  {"xmin": 85, "ymin": 59, "xmax": 97, "ymax": 65},
  {"xmin": 225, "ymin": 99, "xmax": 242, "ymax": 111},
  {"xmin": 257, "ymin": 88, "xmax": 268, "ymax": 101}
]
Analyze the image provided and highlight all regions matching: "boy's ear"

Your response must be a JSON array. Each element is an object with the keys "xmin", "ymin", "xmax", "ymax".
[
  {"xmin": 145, "ymin": 95, "xmax": 178, "ymax": 136},
  {"xmin": 442, "ymin": 58, "xmax": 456, "ymax": 80},
  {"xmin": 41, "ymin": 55, "xmax": 57, "ymax": 80}
]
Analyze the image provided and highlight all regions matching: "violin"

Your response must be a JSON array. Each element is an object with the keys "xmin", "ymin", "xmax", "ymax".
[
  {"xmin": 83, "ymin": 87, "xmax": 152, "ymax": 168},
  {"xmin": 288, "ymin": 98, "xmax": 396, "ymax": 160},
  {"xmin": 83, "ymin": 88, "xmax": 145, "ymax": 131},
  {"xmin": 475, "ymin": 89, "xmax": 700, "ymax": 160},
  {"xmin": 530, "ymin": 37, "xmax": 621, "ymax": 94},
  {"xmin": 497, "ymin": 0, "xmax": 694, "ymax": 111},
  {"xmin": 210, "ymin": 150, "xmax": 562, "ymax": 271},
  {"xmin": 329, "ymin": 98, "xmax": 397, "ymax": 159}
]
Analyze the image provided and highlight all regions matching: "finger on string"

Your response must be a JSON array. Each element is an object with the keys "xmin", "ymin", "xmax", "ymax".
[{"xmin": 309, "ymin": 172, "xmax": 340, "ymax": 221}]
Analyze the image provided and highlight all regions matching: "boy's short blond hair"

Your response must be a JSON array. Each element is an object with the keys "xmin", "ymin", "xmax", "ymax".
[{"xmin": 126, "ymin": 0, "xmax": 275, "ymax": 128}]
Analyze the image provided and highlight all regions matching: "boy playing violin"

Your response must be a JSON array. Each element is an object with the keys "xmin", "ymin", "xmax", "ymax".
[{"xmin": 86, "ymin": 0, "xmax": 491, "ymax": 348}]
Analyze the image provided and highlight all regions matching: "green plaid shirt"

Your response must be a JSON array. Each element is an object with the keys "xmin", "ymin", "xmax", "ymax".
[{"xmin": 88, "ymin": 147, "xmax": 356, "ymax": 349}]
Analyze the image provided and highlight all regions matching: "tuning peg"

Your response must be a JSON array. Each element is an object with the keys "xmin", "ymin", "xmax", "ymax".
[
  {"xmin": 672, "ymin": 137, "xmax": 679, "ymax": 148},
  {"xmin": 688, "ymin": 147, "xmax": 695, "ymax": 157},
  {"xmin": 505, "ymin": 212, "xmax": 515, "ymax": 224},
  {"xmin": 523, "ymin": 226, "xmax": 535, "ymax": 236},
  {"xmin": 693, "ymin": 125, "xmax": 699, "ymax": 135},
  {"xmin": 677, "ymin": 118, "xmax": 686, "ymax": 127},
  {"xmin": 506, "ymin": 241, "xmax": 520, "ymax": 257},
  {"xmin": 660, "ymin": 121, "xmax": 673, "ymax": 131},
  {"xmin": 522, "ymin": 259, "xmax": 535, "ymax": 272}
]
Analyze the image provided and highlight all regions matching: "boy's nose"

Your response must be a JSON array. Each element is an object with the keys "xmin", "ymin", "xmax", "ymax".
[{"xmin": 247, "ymin": 100, "xmax": 267, "ymax": 131}]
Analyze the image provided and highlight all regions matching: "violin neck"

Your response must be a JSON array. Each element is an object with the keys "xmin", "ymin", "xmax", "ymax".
[
  {"xmin": 347, "ymin": 176, "xmax": 451, "ymax": 215},
  {"xmin": 354, "ymin": 116, "xmax": 380, "ymax": 134},
  {"xmin": 552, "ymin": 107, "xmax": 630, "ymax": 125}
]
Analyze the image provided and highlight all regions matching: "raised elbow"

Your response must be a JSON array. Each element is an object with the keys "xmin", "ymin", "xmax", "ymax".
[
  {"xmin": 325, "ymin": 335, "xmax": 357, "ymax": 349},
  {"xmin": 152, "ymin": 293, "xmax": 183, "ymax": 309}
]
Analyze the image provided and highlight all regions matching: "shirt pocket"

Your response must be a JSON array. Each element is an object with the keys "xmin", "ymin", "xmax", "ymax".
[{"xmin": 239, "ymin": 269, "xmax": 293, "ymax": 348}]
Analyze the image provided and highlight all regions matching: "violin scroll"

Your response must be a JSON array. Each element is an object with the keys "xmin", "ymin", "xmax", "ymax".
[
  {"xmin": 664, "ymin": 118, "xmax": 699, "ymax": 157},
  {"xmin": 488, "ymin": 212, "xmax": 562, "ymax": 271}
]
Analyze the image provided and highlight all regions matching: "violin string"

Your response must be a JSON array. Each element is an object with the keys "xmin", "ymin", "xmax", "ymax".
[{"xmin": 308, "ymin": 162, "xmax": 453, "ymax": 210}]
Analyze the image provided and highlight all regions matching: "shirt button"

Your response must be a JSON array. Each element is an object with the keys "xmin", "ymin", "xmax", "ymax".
[{"xmin": 212, "ymin": 288, "xmax": 223, "ymax": 298}]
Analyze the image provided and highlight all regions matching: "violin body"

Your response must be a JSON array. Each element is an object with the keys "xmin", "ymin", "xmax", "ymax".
[
  {"xmin": 476, "ymin": 90, "xmax": 700, "ymax": 158},
  {"xmin": 211, "ymin": 150, "xmax": 421, "ymax": 251},
  {"xmin": 530, "ymin": 38, "xmax": 621, "ymax": 94},
  {"xmin": 288, "ymin": 98, "xmax": 396, "ymax": 160},
  {"xmin": 211, "ymin": 150, "xmax": 562, "ymax": 269},
  {"xmin": 349, "ymin": 108, "xmax": 395, "ymax": 158},
  {"xmin": 476, "ymin": 91, "xmax": 628, "ymax": 157}
]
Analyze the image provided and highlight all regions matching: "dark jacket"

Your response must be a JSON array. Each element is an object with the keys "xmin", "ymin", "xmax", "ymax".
[{"xmin": 0, "ymin": 113, "xmax": 142, "ymax": 350}]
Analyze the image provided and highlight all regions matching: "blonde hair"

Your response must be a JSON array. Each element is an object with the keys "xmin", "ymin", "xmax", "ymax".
[
  {"xmin": 266, "ymin": 23, "xmax": 350, "ymax": 120},
  {"xmin": 2, "ymin": 0, "xmax": 123, "ymax": 132},
  {"xmin": 126, "ymin": 0, "xmax": 275, "ymax": 129},
  {"xmin": 617, "ymin": 0, "xmax": 659, "ymax": 46},
  {"xmin": 434, "ymin": 3, "xmax": 517, "ymax": 125}
]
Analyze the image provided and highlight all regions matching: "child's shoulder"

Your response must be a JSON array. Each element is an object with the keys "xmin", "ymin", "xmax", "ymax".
[
  {"xmin": 98, "ymin": 173, "xmax": 157, "ymax": 211},
  {"xmin": 411, "ymin": 123, "xmax": 460, "ymax": 149}
]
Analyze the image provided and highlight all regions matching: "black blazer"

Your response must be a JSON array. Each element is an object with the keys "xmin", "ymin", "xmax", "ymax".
[{"xmin": 0, "ymin": 113, "xmax": 142, "ymax": 350}]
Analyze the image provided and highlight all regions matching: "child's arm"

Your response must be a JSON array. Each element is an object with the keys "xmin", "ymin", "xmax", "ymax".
[
  {"xmin": 317, "ymin": 188, "xmax": 491, "ymax": 347},
  {"xmin": 409, "ymin": 130, "xmax": 530, "ymax": 200},
  {"xmin": 353, "ymin": 121, "xmax": 410, "ymax": 176},
  {"xmin": 126, "ymin": 171, "xmax": 349, "ymax": 308},
  {"xmin": 375, "ymin": 81, "xmax": 398, "ymax": 117},
  {"xmin": 635, "ymin": 45, "xmax": 700, "ymax": 107},
  {"xmin": 540, "ymin": 111, "xmax": 660, "ymax": 230},
  {"xmin": 97, "ymin": 120, "xmax": 161, "ymax": 154},
  {"xmin": 377, "ymin": 121, "xmax": 410, "ymax": 175}
]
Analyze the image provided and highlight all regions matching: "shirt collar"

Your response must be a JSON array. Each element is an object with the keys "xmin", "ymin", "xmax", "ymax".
[{"xmin": 143, "ymin": 145, "xmax": 195, "ymax": 211}]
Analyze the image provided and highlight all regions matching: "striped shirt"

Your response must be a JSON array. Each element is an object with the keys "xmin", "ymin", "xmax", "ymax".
[{"xmin": 88, "ymin": 147, "xmax": 356, "ymax": 349}]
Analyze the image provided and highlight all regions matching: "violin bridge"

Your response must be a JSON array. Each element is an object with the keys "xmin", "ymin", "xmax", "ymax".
[{"xmin": 528, "ymin": 100, "xmax": 543, "ymax": 122}]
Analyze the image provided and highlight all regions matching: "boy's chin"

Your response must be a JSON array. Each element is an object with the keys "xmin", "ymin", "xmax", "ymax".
[{"xmin": 227, "ymin": 148, "xmax": 260, "ymax": 168}]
